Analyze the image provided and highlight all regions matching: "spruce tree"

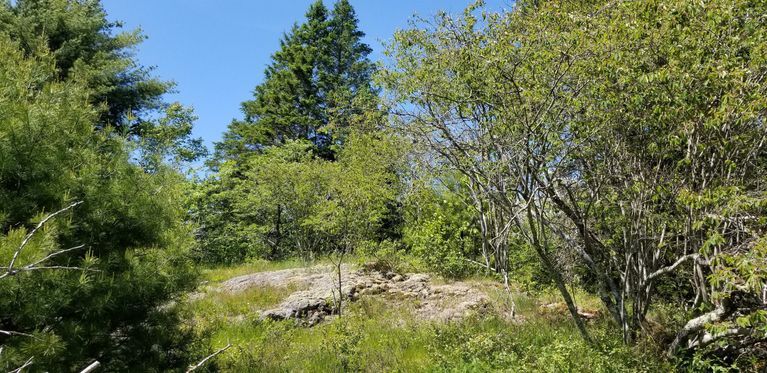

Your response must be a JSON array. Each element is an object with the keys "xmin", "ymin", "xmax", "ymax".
[
  {"xmin": 215, "ymin": 0, "xmax": 375, "ymax": 162},
  {"xmin": 322, "ymin": 0, "xmax": 376, "ymax": 137}
]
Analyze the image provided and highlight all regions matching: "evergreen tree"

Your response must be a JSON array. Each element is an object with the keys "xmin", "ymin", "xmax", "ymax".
[
  {"xmin": 214, "ymin": 0, "xmax": 375, "ymax": 162},
  {"xmin": 322, "ymin": 0, "xmax": 376, "ymax": 139},
  {"xmin": 196, "ymin": 1, "xmax": 401, "ymax": 264},
  {"xmin": 0, "ymin": 33, "xmax": 196, "ymax": 371},
  {"xmin": 0, "ymin": 0, "xmax": 205, "ymax": 165},
  {"xmin": 0, "ymin": 0, "xmax": 166, "ymax": 131}
]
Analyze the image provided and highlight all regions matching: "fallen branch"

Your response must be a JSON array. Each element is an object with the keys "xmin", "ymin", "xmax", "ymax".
[{"xmin": 186, "ymin": 344, "xmax": 232, "ymax": 372}]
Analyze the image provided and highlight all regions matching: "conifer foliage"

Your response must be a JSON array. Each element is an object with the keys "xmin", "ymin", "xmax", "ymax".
[
  {"xmin": 0, "ymin": 0, "xmax": 206, "ymax": 164},
  {"xmin": 194, "ymin": 1, "xmax": 403, "ymax": 264},
  {"xmin": 0, "ymin": 2, "xmax": 200, "ymax": 371},
  {"xmin": 216, "ymin": 0, "xmax": 376, "ymax": 161}
]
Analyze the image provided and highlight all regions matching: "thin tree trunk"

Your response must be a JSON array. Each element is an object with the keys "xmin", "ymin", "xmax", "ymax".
[{"xmin": 527, "ymin": 199, "xmax": 592, "ymax": 343}]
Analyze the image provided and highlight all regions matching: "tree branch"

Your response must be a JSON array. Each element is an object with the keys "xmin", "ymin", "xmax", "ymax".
[
  {"xmin": 691, "ymin": 327, "xmax": 754, "ymax": 350},
  {"xmin": 6, "ymin": 201, "xmax": 83, "ymax": 273},
  {"xmin": 0, "ymin": 330, "xmax": 35, "ymax": 338},
  {"xmin": 8, "ymin": 357, "xmax": 34, "ymax": 373},
  {"xmin": 463, "ymin": 257, "xmax": 493, "ymax": 270},
  {"xmin": 186, "ymin": 344, "xmax": 232, "ymax": 372},
  {"xmin": 667, "ymin": 302, "xmax": 732, "ymax": 356},
  {"xmin": 26, "ymin": 245, "xmax": 85, "ymax": 268},
  {"xmin": 0, "ymin": 245, "xmax": 95, "ymax": 280},
  {"xmin": 647, "ymin": 254, "xmax": 699, "ymax": 281},
  {"xmin": 79, "ymin": 360, "xmax": 101, "ymax": 373}
]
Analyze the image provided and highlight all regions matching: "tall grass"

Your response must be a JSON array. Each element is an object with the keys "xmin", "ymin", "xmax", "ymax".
[{"xmin": 182, "ymin": 259, "xmax": 670, "ymax": 372}]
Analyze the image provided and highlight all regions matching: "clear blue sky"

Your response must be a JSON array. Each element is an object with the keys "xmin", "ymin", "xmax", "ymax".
[{"xmin": 101, "ymin": 1, "xmax": 511, "ymax": 150}]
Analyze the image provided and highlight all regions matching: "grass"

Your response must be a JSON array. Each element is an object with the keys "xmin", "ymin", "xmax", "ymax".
[
  {"xmin": 182, "ymin": 259, "xmax": 671, "ymax": 372},
  {"xmin": 200, "ymin": 257, "xmax": 323, "ymax": 283},
  {"xmin": 189, "ymin": 284, "xmax": 304, "ymax": 328}
]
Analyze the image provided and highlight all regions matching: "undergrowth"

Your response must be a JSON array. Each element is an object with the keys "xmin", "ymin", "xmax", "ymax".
[{"xmin": 182, "ymin": 260, "xmax": 671, "ymax": 372}]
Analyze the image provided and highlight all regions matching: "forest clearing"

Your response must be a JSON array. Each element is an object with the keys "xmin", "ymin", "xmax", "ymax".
[{"xmin": 1, "ymin": 0, "xmax": 766, "ymax": 371}]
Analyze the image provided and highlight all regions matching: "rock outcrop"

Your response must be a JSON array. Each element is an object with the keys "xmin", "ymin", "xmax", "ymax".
[{"xmin": 218, "ymin": 264, "xmax": 490, "ymax": 325}]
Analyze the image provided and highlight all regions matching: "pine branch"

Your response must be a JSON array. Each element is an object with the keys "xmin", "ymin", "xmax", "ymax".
[
  {"xmin": 6, "ymin": 201, "xmax": 83, "ymax": 272},
  {"xmin": 0, "ymin": 203, "xmax": 97, "ymax": 280},
  {"xmin": 0, "ymin": 245, "xmax": 96, "ymax": 280},
  {"xmin": 8, "ymin": 357, "xmax": 34, "ymax": 373}
]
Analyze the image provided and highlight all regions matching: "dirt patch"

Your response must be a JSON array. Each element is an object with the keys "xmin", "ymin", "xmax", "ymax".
[{"xmin": 217, "ymin": 264, "xmax": 490, "ymax": 325}]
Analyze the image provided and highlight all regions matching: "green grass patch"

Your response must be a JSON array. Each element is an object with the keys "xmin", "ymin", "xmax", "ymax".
[
  {"xmin": 189, "ymin": 283, "xmax": 303, "ymax": 329},
  {"xmin": 182, "ymin": 262, "xmax": 670, "ymax": 372},
  {"xmin": 200, "ymin": 257, "xmax": 320, "ymax": 283}
]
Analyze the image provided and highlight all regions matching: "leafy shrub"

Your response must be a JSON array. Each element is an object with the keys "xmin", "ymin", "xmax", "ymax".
[{"xmin": 405, "ymin": 214, "xmax": 476, "ymax": 278}]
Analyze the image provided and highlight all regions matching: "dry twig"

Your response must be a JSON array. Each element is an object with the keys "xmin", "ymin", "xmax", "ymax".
[{"xmin": 186, "ymin": 344, "xmax": 232, "ymax": 372}]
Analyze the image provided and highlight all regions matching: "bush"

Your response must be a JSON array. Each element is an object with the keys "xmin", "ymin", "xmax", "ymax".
[{"xmin": 405, "ymin": 215, "xmax": 476, "ymax": 278}]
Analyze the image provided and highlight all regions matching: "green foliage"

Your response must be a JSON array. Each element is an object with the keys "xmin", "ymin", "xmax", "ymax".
[
  {"xmin": 402, "ymin": 183, "xmax": 480, "ymax": 278},
  {"xmin": 382, "ymin": 0, "xmax": 767, "ymax": 365},
  {"xmin": 354, "ymin": 239, "xmax": 417, "ymax": 274},
  {"xmin": 428, "ymin": 316, "xmax": 664, "ymax": 372},
  {"xmin": 196, "ymin": 0, "xmax": 393, "ymax": 267},
  {"xmin": 136, "ymin": 103, "xmax": 207, "ymax": 172},
  {"xmin": 215, "ymin": 0, "xmax": 376, "ymax": 161},
  {"xmin": 405, "ymin": 212, "xmax": 476, "ymax": 279},
  {"xmin": 0, "ymin": 32, "xmax": 197, "ymax": 370},
  {"xmin": 0, "ymin": 0, "xmax": 167, "ymax": 129},
  {"xmin": 0, "ymin": 0, "xmax": 206, "ymax": 166},
  {"xmin": 184, "ymin": 261, "xmax": 668, "ymax": 372},
  {"xmin": 192, "ymin": 132, "xmax": 406, "ymax": 264}
]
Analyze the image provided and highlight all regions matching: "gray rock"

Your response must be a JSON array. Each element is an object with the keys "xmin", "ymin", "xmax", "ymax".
[{"xmin": 215, "ymin": 263, "xmax": 491, "ymax": 326}]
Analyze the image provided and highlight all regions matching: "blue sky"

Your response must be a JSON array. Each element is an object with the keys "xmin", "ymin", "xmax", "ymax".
[{"xmin": 101, "ymin": 1, "xmax": 511, "ymax": 149}]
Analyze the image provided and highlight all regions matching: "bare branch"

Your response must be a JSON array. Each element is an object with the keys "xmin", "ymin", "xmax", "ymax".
[
  {"xmin": 186, "ymin": 344, "xmax": 232, "ymax": 372},
  {"xmin": 0, "ymin": 330, "xmax": 35, "ymax": 338},
  {"xmin": 79, "ymin": 360, "xmax": 101, "ymax": 373},
  {"xmin": 7, "ymin": 201, "xmax": 83, "ymax": 273},
  {"xmin": 667, "ymin": 303, "xmax": 731, "ymax": 356},
  {"xmin": 8, "ymin": 357, "xmax": 34, "ymax": 373},
  {"xmin": 26, "ymin": 245, "xmax": 86, "ymax": 268},
  {"xmin": 691, "ymin": 328, "xmax": 754, "ymax": 350},
  {"xmin": 647, "ymin": 254, "xmax": 699, "ymax": 282},
  {"xmin": 0, "ymin": 260, "xmax": 97, "ymax": 280},
  {"xmin": 463, "ymin": 257, "xmax": 493, "ymax": 271}
]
